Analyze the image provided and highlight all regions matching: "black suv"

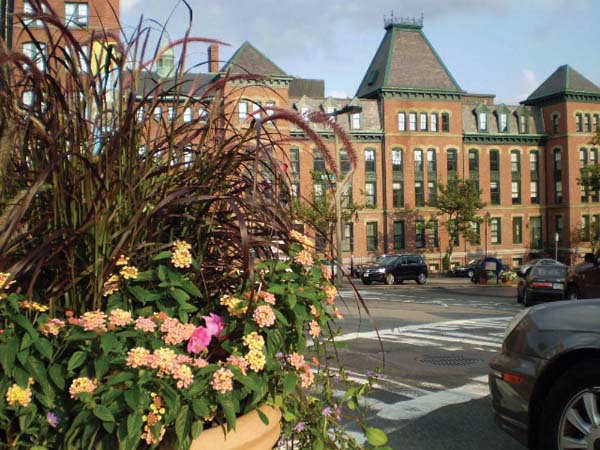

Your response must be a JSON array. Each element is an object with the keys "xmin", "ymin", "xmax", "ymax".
[{"xmin": 361, "ymin": 254, "xmax": 428, "ymax": 285}]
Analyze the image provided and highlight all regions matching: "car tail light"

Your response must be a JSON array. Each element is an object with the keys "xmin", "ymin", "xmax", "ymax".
[
  {"xmin": 531, "ymin": 281, "xmax": 552, "ymax": 289},
  {"xmin": 502, "ymin": 372, "xmax": 524, "ymax": 385}
]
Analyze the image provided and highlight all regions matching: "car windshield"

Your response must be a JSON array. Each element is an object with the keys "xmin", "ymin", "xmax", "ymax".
[
  {"xmin": 531, "ymin": 266, "xmax": 567, "ymax": 278},
  {"xmin": 380, "ymin": 256, "xmax": 400, "ymax": 266},
  {"xmin": 469, "ymin": 259, "xmax": 481, "ymax": 266}
]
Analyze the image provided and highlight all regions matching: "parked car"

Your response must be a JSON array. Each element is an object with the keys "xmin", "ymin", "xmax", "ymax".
[
  {"xmin": 361, "ymin": 254, "xmax": 428, "ymax": 285},
  {"xmin": 564, "ymin": 252, "xmax": 600, "ymax": 299},
  {"xmin": 517, "ymin": 258, "xmax": 564, "ymax": 276},
  {"xmin": 516, "ymin": 263, "xmax": 568, "ymax": 306},
  {"xmin": 469, "ymin": 256, "xmax": 506, "ymax": 283},
  {"xmin": 351, "ymin": 255, "xmax": 387, "ymax": 279},
  {"xmin": 448, "ymin": 259, "xmax": 480, "ymax": 278},
  {"xmin": 489, "ymin": 299, "xmax": 600, "ymax": 450}
]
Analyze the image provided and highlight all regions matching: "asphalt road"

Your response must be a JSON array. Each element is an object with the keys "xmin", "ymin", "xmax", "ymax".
[{"xmin": 332, "ymin": 278, "xmax": 528, "ymax": 450}]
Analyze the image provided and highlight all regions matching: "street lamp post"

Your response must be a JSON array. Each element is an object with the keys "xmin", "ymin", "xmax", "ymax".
[
  {"xmin": 326, "ymin": 104, "xmax": 362, "ymax": 287},
  {"xmin": 555, "ymin": 232, "xmax": 559, "ymax": 260},
  {"xmin": 484, "ymin": 211, "xmax": 490, "ymax": 257}
]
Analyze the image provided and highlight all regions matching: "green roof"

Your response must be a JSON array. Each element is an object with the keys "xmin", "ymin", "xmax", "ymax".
[
  {"xmin": 525, "ymin": 65, "xmax": 600, "ymax": 103},
  {"xmin": 356, "ymin": 23, "xmax": 463, "ymax": 98},
  {"xmin": 221, "ymin": 41, "xmax": 288, "ymax": 77}
]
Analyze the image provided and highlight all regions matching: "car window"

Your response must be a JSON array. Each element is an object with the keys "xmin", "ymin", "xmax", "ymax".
[
  {"xmin": 399, "ymin": 256, "xmax": 408, "ymax": 265},
  {"xmin": 381, "ymin": 256, "xmax": 399, "ymax": 266},
  {"xmin": 531, "ymin": 266, "xmax": 567, "ymax": 277},
  {"xmin": 407, "ymin": 256, "xmax": 420, "ymax": 264}
]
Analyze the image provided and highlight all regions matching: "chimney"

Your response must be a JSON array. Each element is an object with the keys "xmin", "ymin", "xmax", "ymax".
[{"xmin": 208, "ymin": 44, "xmax": 219, "ymax": 73}]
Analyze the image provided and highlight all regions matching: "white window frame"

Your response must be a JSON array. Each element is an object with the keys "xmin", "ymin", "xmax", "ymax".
[
  {"xmin": 153, "ymin": 106, "xmax": 162, "ymax": 122},
  {"xmin": 479, "ymin": 112, "xmax": 487, "ymax": 131},
  {"xmin": 392, "ymin": 149, "xmax": 402, "ymax": 167},
  {"xmin": 351, "ymin": 113, "xmax": 361, "ymax": 130},
  {"xmin": 398, "ymin": 112, "xmax": 406, "ymax": 131},
  {"xmin": 409, "ymin": 113, "xmax": 417, "ymax": 131},
  {"xmin": 430, "ymin": 113, "xmax": 438, "ymax": 132},
  {"xmin": 23, "ymin": 1, "xmax": 47, "ymax": 27},
  {"xmin": 500, "ymin": 113, "xmax": 507, "ymax": 132},
  {"xmin": 266, "ymin": 101, "xmax": 275, "ymax": 116},
  {"xmin": 136, "ymin": 107, "xmax": 145, "ymax": 123},
  {"xmin": 65, "ymin": 2, "xmax": 89, "ymax": 27},
  {"xmin": 419, "ymin": 112, "xmax": 428, "ymax": 131},
  {"xmin": 238, "ymin": 101, "xmax": 249, "ymax": 122},
  {"xmin": 167, "ymin": 106, "xmax": 175, "ymax": 121},
  {"xmin": 22, "ymin": 41, "xmax": 47, "ymax": 71},
  {"xmin": 183, "ymin": 107, "xmax": 193, "ymax": 123}
]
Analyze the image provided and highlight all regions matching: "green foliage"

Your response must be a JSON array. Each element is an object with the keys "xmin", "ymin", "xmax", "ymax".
[
  {"xmin": 0, "ymin": 241, "xmax": 384, "ymax": 449},
  {"xmin": 430, "ymin": 179, "xmax": 486, "ymax": 261}
]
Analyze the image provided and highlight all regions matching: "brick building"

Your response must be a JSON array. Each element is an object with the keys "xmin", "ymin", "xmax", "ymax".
[
  {"xmin": 4, "ymin": 3, "xmax": 599, "ymax": 271},
  {"xmin": 205, "ymin": 18, "xmax": 600, "ymax": 271}
]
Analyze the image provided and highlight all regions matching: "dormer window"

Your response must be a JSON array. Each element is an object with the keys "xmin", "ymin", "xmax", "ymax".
[
  {"xmin": 300, "ymin": 106, "xmax": 309, "ymax": 120},
  {"xmin": 499, "ymin": 113, "xmax": 508, "ymax": 132},
  {"xmin": 351, "ymin": 113, "xmax": 361, "ymax": 130},
  {"xmin": 478, "ymin": 112, "xmax": 487, "ymax": 131},
  {"xmin": 519, "ymin": 115, "xmax": 527, "ymax": 134},
  {"xmin": 183, "ymin": 107, "xmax": 193, "ymax": 123},
  {"xmin": 153, "ymin": 106, "xmax": 162, "ymax": 122}
]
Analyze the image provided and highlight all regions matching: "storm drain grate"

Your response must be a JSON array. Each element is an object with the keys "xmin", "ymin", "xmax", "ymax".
[{"xmin": 417, "ymin": 354, "xmax": 484, "ymax": 367}]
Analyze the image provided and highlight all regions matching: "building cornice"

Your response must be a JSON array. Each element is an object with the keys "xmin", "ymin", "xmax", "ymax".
[
  {"xmin": 463, "ymin": 132, "xmax": 547, "ymax": 145},
  {"xmin": 522, "ymin": 91, "xmax": 600, "ymax": 106},
  {"xmin": 290, "ymin": 130, "xmax": 384, "ymax": 142},
  {"xmin": 380, "ymin": 88, "xmax": 465, "ymax": 101}
]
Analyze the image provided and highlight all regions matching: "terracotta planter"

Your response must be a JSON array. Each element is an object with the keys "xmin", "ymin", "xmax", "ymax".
[{"xmin": 164, "ymin": 405, "xmax": 281, "ymax": 450}]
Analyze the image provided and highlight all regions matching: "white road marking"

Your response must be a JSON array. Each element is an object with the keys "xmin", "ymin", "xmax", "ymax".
[{"xmin": 373, "ymin": 378, "xmax": 490, "ymax": 421}]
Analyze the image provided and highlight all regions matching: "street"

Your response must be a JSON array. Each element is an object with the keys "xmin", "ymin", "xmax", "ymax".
[{"xmin": 333, "ymin": 278, "xmax": 527, "ymax": 450}]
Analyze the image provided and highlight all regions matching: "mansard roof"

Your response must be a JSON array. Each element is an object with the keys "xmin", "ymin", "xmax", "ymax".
[
  {"xmin": 289, "ymin": 78, "xmax": 325, "ymax": 98},
  {"xmin": 462, "ymin": 103, "xmax": 545, "ymax": 135},
  {"xmin": 524, "ymin": 65, "xmax": 600, "ymax": 104},
  {"xmin": 221, "ymin": 41, "xmax": 289, "ymax": 77},
  {"xmin": 356, "ymin": 22, "xmax": 463, "ymax": 98},
  {"xmin": 289, "ymin": 96, "xmax": 382, "ymax": 135}
]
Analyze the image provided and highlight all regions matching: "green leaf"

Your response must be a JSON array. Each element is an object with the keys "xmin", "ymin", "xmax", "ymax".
[
  {"xmin": 124, "ymin": 386, "xmax": 141, "ymax": 410},
  {"xmin": 191, "ymin": 399, "xmax": 209, "ymax": 417},
  {"xmin": 217, "ymin": 394, "xmax": 237, "ymax": 430},
  {"xmin": 25, "ymin": 356, "xmax": 51, "ymax": 389},
  {"xmin": 169, "ymin": 288, "xmax": 190, "ymax": 304},
  {"xmin": 157, "ymin": 265, "xmax": 168, "ymax": 282},
  {"xmin": 180, "ymin": 280, "xmax": 202, "ymax": 297},
  {"xmin": 152, "ymin": 251, "xmax": 172, "ymax": 261},
  {"xmin": 191, "ymin": 421, "xmax": 204, "ymax": 439},
  {"xmin": 175, "ymin": 405, "xmax": 191, "ymax": 443},
  {"xmin": 33, "ymin": 337, "xmax": 53, "ymax": 359},
  {"xmin": 49, "ymin": 364, "xmax": 65, "ymax": 389},
  {"xmin": 67, "ymin": 351, "xmax": 88, "ymax": 372},
  {"xmin": 21, "ymin": 332, "xmax": 35, "ymax": 351},
  {"xmin": 30, "ymin": 446, "xmax": 48, "ymax": 450},
  {"xmin": 272, "ymin": 309, "xmax": 289, "ymax": 326},
  {"xmin": 13, "ymin": 314, "xmax": 39, "ymax": 337},
  {"xmin": 127, "ymin": 285, "xmax": 160, "ymax": 303},
  {"xmin": 0, "ymin": 337, "xmax": 19, "ymax": 374},
  {"xmin": 100, "ymin": 332, "xmax": 118, "ymax": 354},
  {"xmin": 94, "ymin": 406, "xmax": 115, "ymax": 422},
  {"xmin": 106, "ymin": 371, "xmax": 134, "ymax": 386},
  {"xmin": 363, "ymin": 425, "xmax": 388, "ymax": 446},
  {"xmin": 95, "ymin": 355, "xmax": 110, "ymax": 380},
  {"xmin": 283, "ymin": 374, "xmax": 298, "ymax": 396},
  {"xmin": 127, "ymin": 413, "xmax": 143, "ymax": 437}
]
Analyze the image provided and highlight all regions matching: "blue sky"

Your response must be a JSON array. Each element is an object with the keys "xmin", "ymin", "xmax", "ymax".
[{"xmin": 120, "ymin": 0, "xmax": 600, "ymax": 104}]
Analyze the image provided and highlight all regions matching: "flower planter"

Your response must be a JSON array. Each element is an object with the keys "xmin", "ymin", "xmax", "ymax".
[{"xmin": 164, "ymin": 405, "xmax": 281, "ymax": 450}]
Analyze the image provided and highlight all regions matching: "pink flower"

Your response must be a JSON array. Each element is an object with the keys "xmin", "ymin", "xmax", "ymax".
[
  {"xmin": 211, "ymin": 368, "xmax": 234, "ymax": 393},
  {"xmin": 108, "ymin": 308, "xmax": 133, "ymax": 327},
  {"xmin": 253, "ymin": 305, "xmax": 276, "ymax": 328},
  {"xmin": 135, "ymin": 316, "xmax": 157, "ymax": 332},
  {"xmin": 187, "ymin": 326, "xmax": 212, "ymax": 354},
  {"xmin": 203, "ymin": 313, "xmax": 224, "ymax": 338},
  {"xmin": 258, "ymin": 291, "xmax": 276, "ymax": 305}
]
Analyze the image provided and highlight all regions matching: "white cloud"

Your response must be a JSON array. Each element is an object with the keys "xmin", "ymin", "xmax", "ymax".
[
  {"xmin": 519, "ymin": 68, "xmax": 540, "ymax": 98},
  {"xmin": 120, "ymin": 0, "xmax": 142, "ymax": 14}
]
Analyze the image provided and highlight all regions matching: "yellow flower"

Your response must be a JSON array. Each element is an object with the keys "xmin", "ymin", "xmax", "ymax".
[
  {"xmin": 115, "ymin": 255, "xmax": 129, "ymax": 266},
  {"xmin": 246, "ymin": 349, "xmax": 266, "ymax": 372},
  {"xmin": 242, "ymin": 332, "xmax": 265, "ymax": 351},
  {"xmin": 0, "ymin": 272, "xmax": 15, "ymax": 290},
  {"xmin": 120, "ymin": 266, "xmax": 138, "ymax": 280},
  {"xmin": 6, "ymin": 384, "xmax": 32, "ymax": 407}
]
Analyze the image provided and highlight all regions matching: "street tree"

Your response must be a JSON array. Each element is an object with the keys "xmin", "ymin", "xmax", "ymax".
[
  {"xmin": 431, "ymin": 179, "xmax": 486, "ymax": 270},
  {"xmin": 577, "ymin": 126, "xmax": 600, "ymax": 252}
]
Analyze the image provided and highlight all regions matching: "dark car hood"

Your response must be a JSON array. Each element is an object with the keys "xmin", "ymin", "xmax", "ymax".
[{"xmin": 527, "ymin": 299, "xmax": 600, "ymax": 332}]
